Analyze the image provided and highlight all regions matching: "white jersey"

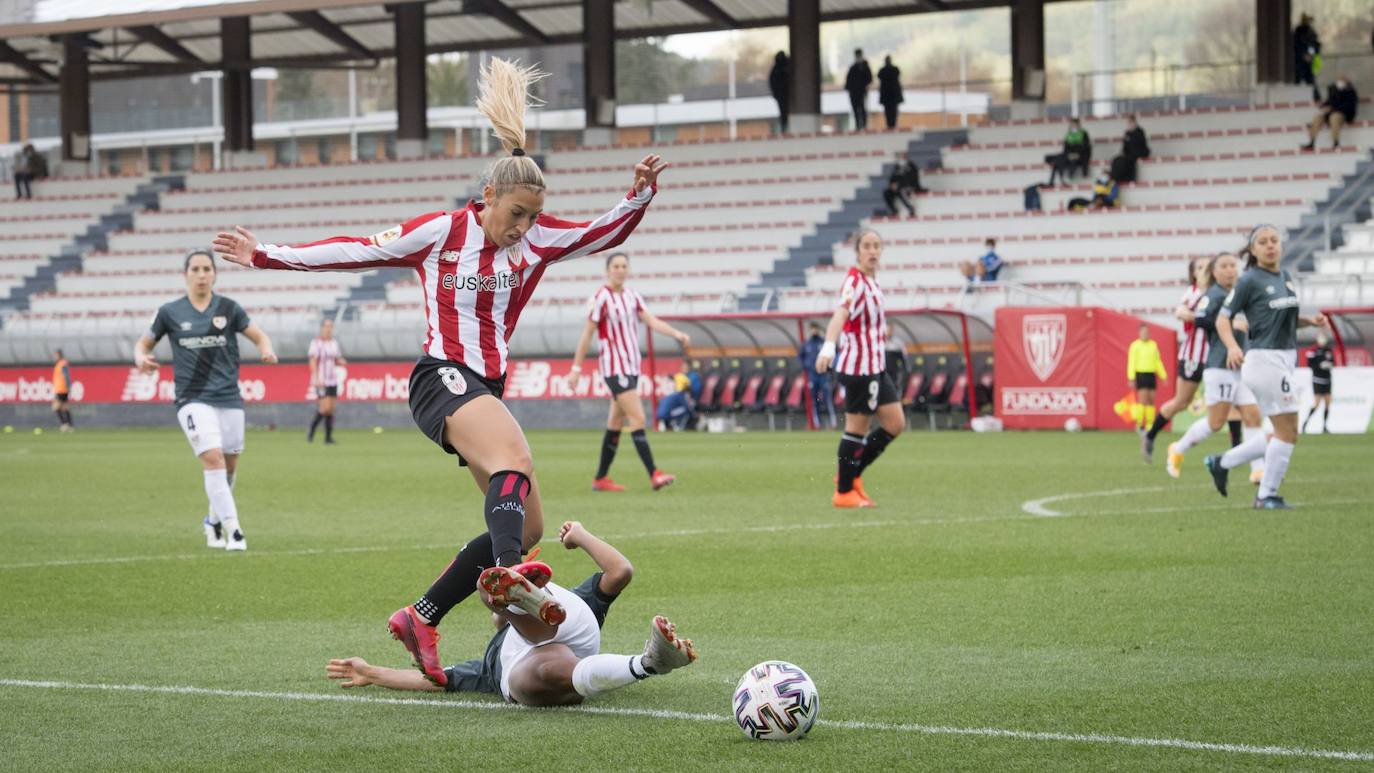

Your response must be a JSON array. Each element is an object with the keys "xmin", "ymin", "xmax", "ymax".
[
  {"xmin": 308, "ymin": 337, "xmax": 343, "ymax": 387},
  {"xmin": 588, "ymin": 286, "xmax": 645, "ymax": 378},
  {"xmin": 498, "ymin": 581, "xmax": 600, "ymax": 700},
  {"xmin": 251, "ymin": 187, "xmax": 655, "ymax": 380}
]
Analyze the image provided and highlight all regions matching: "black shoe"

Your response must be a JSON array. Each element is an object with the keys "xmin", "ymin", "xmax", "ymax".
[
  {"xmin": 1204, "ymin": 455, "xmax": 1228, "ymax": 498},
  {"xmin": 1300, "ymin": 142, "xmax": 1315, "ymax": 151},
  {"xmin": 1141, "ymin": 433, "xmax": 1155, "ymax": 463},
  {"xmin": 306, "ymin": 431, "xmax": 315, "ymax": 443},
  {"xmin": 1253, "ymin": 496, "xmax": 1293, "ymax": 510},
  {"xmin": 324, "ymin": 438, "xmax": 338, "ymax": 445}
]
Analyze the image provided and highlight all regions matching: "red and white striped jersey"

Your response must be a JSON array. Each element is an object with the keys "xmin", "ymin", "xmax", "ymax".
[
  {"xmin": 251, "ymin": 187, "xmax": 654, "ymax": 380},
  {"xmin": 1178, "ymin": 284, "xmax": 1208, "ymax": 368},
  {"xmin": 588, "ymin": 286, "xmax": 645, "ymax": 378},
  {"xmin": 834, "ymin": 267, "xmax": 886, "ymax": 376},
  {"xmin": 308, "ymin": 337, "xmax": 343, "ymax": 387}
]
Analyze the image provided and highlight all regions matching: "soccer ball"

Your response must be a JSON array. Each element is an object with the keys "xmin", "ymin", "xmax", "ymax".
[
  {"xmin": 732, "ymin": 660, "xmax": 820, "ymax": 741},
  {"xmin": 1063, "ymin": 417, "xmax": 1082, "ymax": 433}
]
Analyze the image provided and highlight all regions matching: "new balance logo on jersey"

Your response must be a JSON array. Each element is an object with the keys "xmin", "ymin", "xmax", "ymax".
[
  {"xmin": 439, "ymin": 249, "xmax": 460, "ymax": 262},
  {"xmin": 442, "ymin": 271, "xmax": 520, "ymax": 292},
  {"xmin": 178, "ymin": 335, "xmax": 229, "ymax": 349}
]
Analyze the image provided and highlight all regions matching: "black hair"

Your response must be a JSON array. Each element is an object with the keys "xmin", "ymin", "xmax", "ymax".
[
  {"xmin": 1240, "ymin": 224, "xmax": 1280, "ymax": 270},
  {"xmin": 985, "ymin": 238, "xmax": 996, "ymax": 247},
  {"xmin": 184, "ymin": 249, "xmax": 215, "ymax": 272},
  {"xmin": 1204, "ymin": 251, "xmax": 1235, "ymax": 288},
  {"xmin": 605, "ymin": 251, "xmax": 629, "ymax": 269},
  {"xmin": 54, "ymin": 348, "xmax": 63, "ymax": 358}
]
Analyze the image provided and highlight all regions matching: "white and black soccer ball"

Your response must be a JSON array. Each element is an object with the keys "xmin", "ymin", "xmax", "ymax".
[
  {"xmin": 733, "ymin": 660, "xmax": 820, "ymax": 741},
  {"xmin": 1064, "ymin": 417, "xmax": 1082, "ymax": 433}
]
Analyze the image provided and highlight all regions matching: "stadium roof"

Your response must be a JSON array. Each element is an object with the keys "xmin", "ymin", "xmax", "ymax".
[{"xmin": 0, "ymin": 0, "xmax": 1011, "ymax": 86}]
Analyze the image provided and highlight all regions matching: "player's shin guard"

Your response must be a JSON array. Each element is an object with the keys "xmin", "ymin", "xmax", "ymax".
[
  {"xmin": 203, "ymin": 469, "xmax": 240, "ymax": 534},
  {"xmin": 1175, "ymin": 418, "xmax": 1213, "ymax": 453},
  {"xmin": 856, "ymin": 428, "xmax": 896, "ymax": 476},
  {"xmin": 1242, "ymin": 426, "xmax": 1265, "ymax": 474},
  {"xmin": 630, "ymin": 430, "xmax": 656, "ymax": 476},
  {"xmin": 1228, "ymin": 419, "xmax": 1243, "ymax": 446},
  {"xmin": 415, "ymin": 532, "xmax": 493, "ymax": 625},
  {"xmin": 1220, "ymin": 433, "xmax": 1267, "ymax": 470},
  {"xmin": 596, "ymin": 430, "xmax": 621, "ymax": 478},
  {"xmin": 1146, "ymin": 411, "xmax": 1169, "ymax": 441},
  {"xmin": 1257, "ymin": 439, "xmax": 1294, "ymax": 499},
  {"xmin": 485, "ymin": 470, "xmax": 530, "ymax": 568},
  {"xmin": 836, "ymin": 433, "xmax": 865, "ymax": 493},
  {"xmin": 572, "ymin": 654, "xmax": 649, "ymax": 698}
]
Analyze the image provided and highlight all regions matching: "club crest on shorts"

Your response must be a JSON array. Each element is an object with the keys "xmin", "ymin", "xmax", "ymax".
[
  {"xmin": 1023, "ymin": 314, "xmax": 1067, "ymax": 382},
  {"xmin": 211, "ymin": 316, "xmax": 227, "ymax": 330},
  {"xmin": 438, "ymin": 366, "xmax": 468, "ymax": 396},
  {"xmin": 619, "ymin": 375, "xmax": 629, "ymax": 389}
]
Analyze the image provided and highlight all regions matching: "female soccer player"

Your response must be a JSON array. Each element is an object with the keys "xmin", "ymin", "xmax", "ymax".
[
  {"xmin": 133, "ymin": 250, "xmax": 278, "ymax": 551},
  {"xmin": 1301, "ymin": 332, "xmax": 1334, "ymax": 433},
  {"xmin": 1205, "ymin": 225, "xmax": 1327, "ymax": 509},
  {"xmin": 1164, "ymin": 252, "xmax": 1264, "ymax": 479},
  {"xmin": 569, "ymin": 252, "xmax": 691, "ymax": 492},
  {"xmin": 1126, "ymin": 324, "xmax": 1167, "ymax": 441},
  {"xmin": 815, "ymin": 228, "xmax": 903, "ymax": 508},
  {"xmin": 307, "ymin": 319, "xmax": 347, "ymax": 444},
  {"xmin": 213, "ymin": 58, "xmax": 667, "ymax": 686},
  {"xmin": 326, "ymin": 521, "xmax": 696, "ymax": 706},
  {"xmin": 1142, "ymin": 257, "xmax": 1211, "ymax": 461}
]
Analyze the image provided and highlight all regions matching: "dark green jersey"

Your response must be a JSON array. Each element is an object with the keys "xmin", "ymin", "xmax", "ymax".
[
  {"xmin": 1194, "ymin": 283, "xmax": 1248, "ymax": 369},
  {"xmin": 147, "ymin": 295, "xmax": 252, "ymax": 408},
  {"xmin": 1220, "ymin": 266, "xmax": 1299, "ymax": 350}
]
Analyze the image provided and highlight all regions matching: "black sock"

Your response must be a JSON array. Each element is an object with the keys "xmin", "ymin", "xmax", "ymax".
[
  {"xmin": 63, "ymin": 410, "xmax": 72, "ymax": 426},
  {"xmin": 308, "ymin": 413, "xmax": 323, "ymax": 438},
  {"xmin": 484, "ymin": 470, "xmax": 530, "ymax": 567},
  {"xmin": 324, "ymin": 414, "xmax": 334, "ymax": 441},
  {"xmin": 630, "ymin": 429, "xmax": 656, "ymax": 475},
  {"xmin": 836, "ymin": 432, "xmax": 865, "ymax": 493},
  {"xmin": 596, "ymin": 430, "xmax": 621, "ymax": 478},
  {"xmin": 1301, "ymin": 410, "xmax": 1313, "ymax": 433},
  {"xmin": 415, "ymin": 531, "xmax": 492, "ymax": 626},
  {"xmin": 1145, "ymin": 411, "xmax": 1169, "ymax": 441},
  {"xmin": 1228, "ymin": 420, "xmax": 1243, "ymax": 447},
  {"xmin": 1322, "ymin": 404, "xmax": 1329, "ymax": 428},
  {"xmin": 856, "ymin": 428, "xmax": 896, "ymax": 476}
]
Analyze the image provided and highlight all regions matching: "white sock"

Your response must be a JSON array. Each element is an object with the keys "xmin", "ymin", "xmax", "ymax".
[
  {"xmin": 1220, "ymin": 433, "xmax": 1267, "ymax": 470},
  {"xmin": 1242, "ymin": 427, "xmax": 1265, "ymax": 473},
  {"xmin": 1258, "ymin": 439, "xmax": 1294, "ymax": 499},
  {"xmin": 571, "ymin": 654, "xmax": 650, "ymax": 698},
  {"xmin": 204, "ymin": 469, "xmax": 240, "ymax": 534},
  {"xmin": 1175, "ymin": 419, "xmax": 1214, "ymax": 453},
  {"xmin": 208, "ymin": 472, "xmax": 235, "ymax": 524}
]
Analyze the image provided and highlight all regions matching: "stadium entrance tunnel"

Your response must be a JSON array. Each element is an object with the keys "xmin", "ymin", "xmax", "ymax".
[{"xmin": 644, "ymin": 309, "xmax": 993, "ymax": 430}]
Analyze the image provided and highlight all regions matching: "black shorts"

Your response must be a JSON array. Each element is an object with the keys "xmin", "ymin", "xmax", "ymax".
[
  {"xmin": 54, "ymin": 393, "xmax": 69, "ymax": 403},
  {"xmin": 1313, "ymin": 380, "xmax": 1331, "ymax": 395},
  {"xmin": 604, "ymin": 374, "xmax": 639, "ymax": 396},
  {"xmin": 321, "ymin": 385, "xmax": 338, "ymax": 398},
  {"xmin": 838, "ymin": 372, "xmax": 899, "ymax": 415},
  {"xmin": 408, "ymin": 356, "xmax": 506, "ymax": 464},
  {"xmin": 1177, "ymin": 358, "xmax": 1203, "ymax": 383},
  {"xmin": 1135, "ymin": 373, "xmax": 1158, "ymax": 390},
  {"xmin": 443, "ymin": 572, "xmax": 619, "ymax": 696}
]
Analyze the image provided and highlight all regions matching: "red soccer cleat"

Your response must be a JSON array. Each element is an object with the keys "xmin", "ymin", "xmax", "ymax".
[
  {"xmin": 592, "ymin": 477, "xmax": 626, "ymax": 492},
  {"xmin": 510, "ymin": 559, "xmax": 553, "ymax": 589},
  {"xmin": 650, "ymin": 470, "xmax": 676, "ymax": 491},
  {"xmin": 832, "ymin": 490, "xmax": 873, "ymax": 509},
  {"xmin": 387, "ymin": 606, "xmax": 447, "ymax": 687},
  {"xmin": 834, "ymin": 475, "xmax": 875, "ymax": 506},
  {"xmin": 478, "ymin": 566, "xmax": 567, "ymax": 626}
]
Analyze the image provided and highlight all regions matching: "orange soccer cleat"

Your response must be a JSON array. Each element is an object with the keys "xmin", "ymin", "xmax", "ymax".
[
  {"xmin": 478, "ymin": 566, "xmax": 567, "ymax": 626},
  {"xmin": 592, "ymin": 477, "xmax": 626, "ymax": 492},
  {"xmin": 834, "ymin": 475, "xmax": 875, "ymax": 507},
  {"xmin": 832, "ymin": 489, "xmax": 873, "ymax": 509}
]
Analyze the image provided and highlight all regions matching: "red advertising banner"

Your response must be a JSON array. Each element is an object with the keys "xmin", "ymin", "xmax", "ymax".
[
  {"xmin": 0, "ymin": 358, "xmax": 684, "ymax": 404},
  {"xmin": 994, "ymin": 307, "xmax": 1176, "ymax": 430}
]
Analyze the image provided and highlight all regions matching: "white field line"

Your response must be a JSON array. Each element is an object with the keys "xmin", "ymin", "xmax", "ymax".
[
  {"xmin": 1022, "ymin": 487, "xmax": 1169, "ymax": 517},
  {"xmin": 0, "ymin": 678, "xmax": 1369, "ymax": 762}
]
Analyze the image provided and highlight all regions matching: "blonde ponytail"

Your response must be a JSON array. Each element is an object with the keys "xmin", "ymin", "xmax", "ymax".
[{"xmin": 476, "ymin": 57, "xmax": 547, "ymax": 198}]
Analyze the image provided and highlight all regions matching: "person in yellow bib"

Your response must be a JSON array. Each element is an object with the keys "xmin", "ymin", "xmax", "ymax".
[{"xmin": 1127, "ymin": 324, "xmax": 1167, "ymax": 446}]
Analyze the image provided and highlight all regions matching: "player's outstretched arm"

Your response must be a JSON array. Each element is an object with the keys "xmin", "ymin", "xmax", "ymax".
[
  {"xmin": 214, "ymin": 212, "xmax": 449, "ymax": 272},
  {"xmin": 525, "ymin": 154, "xmax": 667, "ymax": 263},
  {"xmin": 242, "ymin": 323, "xmax": 278, "ymax": 364},
  {"xmin": 559, "ymin": 521, "xmax": 633, "ymax": 595},
  {"xmin": 326, "ymin": 657, "xmax": 443, "ymax": 692},
  {"xmin": 640, "ymin": 309, "xmax": 690, "ymax": 348}
]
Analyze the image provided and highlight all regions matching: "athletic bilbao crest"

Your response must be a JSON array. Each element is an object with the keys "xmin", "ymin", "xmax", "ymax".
[
  {"xmin": 1023, "ymin": 314, "xmax": 1067, "ymax": 382},
  {"xmin": 211, "ymin": 316, "xmax": 227, "ymax": 330}
]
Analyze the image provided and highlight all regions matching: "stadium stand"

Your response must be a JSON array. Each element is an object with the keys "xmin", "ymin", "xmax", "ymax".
[{"xmin": 786, "ymin": 100, "xmax": 1373, "ymax": 323}]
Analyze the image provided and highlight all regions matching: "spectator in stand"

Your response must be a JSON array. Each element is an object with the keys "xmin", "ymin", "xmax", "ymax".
[
  {"xmin": 1089, "ymin": 173, "xmax": 1119, "ymax": 210},
  {"xmin": 1303, "ymin": 76, "xmax": 1358, "ymax": 150},
  {"xmin": 799, "ymin": 322, "xmax": 836, "ymax": 429},
  {"xmin": 960, "ymin": 238, "xmax": 1004, "ymax": 285},
  {"xmin": 769, "ymin": 52, "xmax": 791, "ymax": 134},
  {"xmin": 1294, "ymin": 14, "xmax": 1321, "ymax": 99},
  {"xmin": 1111, "ymin": 114, "xmax": 1151, "ymax": 183},
  {"xmin": 845, "ymin": 49, "xmax": 873, "ymax": 131},
  {"xmin": 883, "ymin": 155, "xmax": 922, "ymax": 216},
  {"xmin": 877, "ymin": 55, "xmax": 904, "ymax": 130},
  {"xmin": 1046, "ymin": 119, "xmax": 1091, "ymax": 186},
  {"xmin": 12, "ymin": 144, "xmax": 37, "ymax": 200}
]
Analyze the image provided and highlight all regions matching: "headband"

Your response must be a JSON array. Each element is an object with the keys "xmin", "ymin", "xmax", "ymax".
[{"xmin": 1247, "ymin": 223, "xmax": 1279, "ymax": 244}]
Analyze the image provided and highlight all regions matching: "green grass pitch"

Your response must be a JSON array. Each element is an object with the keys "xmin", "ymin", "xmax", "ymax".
[{"xmin": 1, "ymin": 425, "xmax": 1372, "ymax": 771}]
